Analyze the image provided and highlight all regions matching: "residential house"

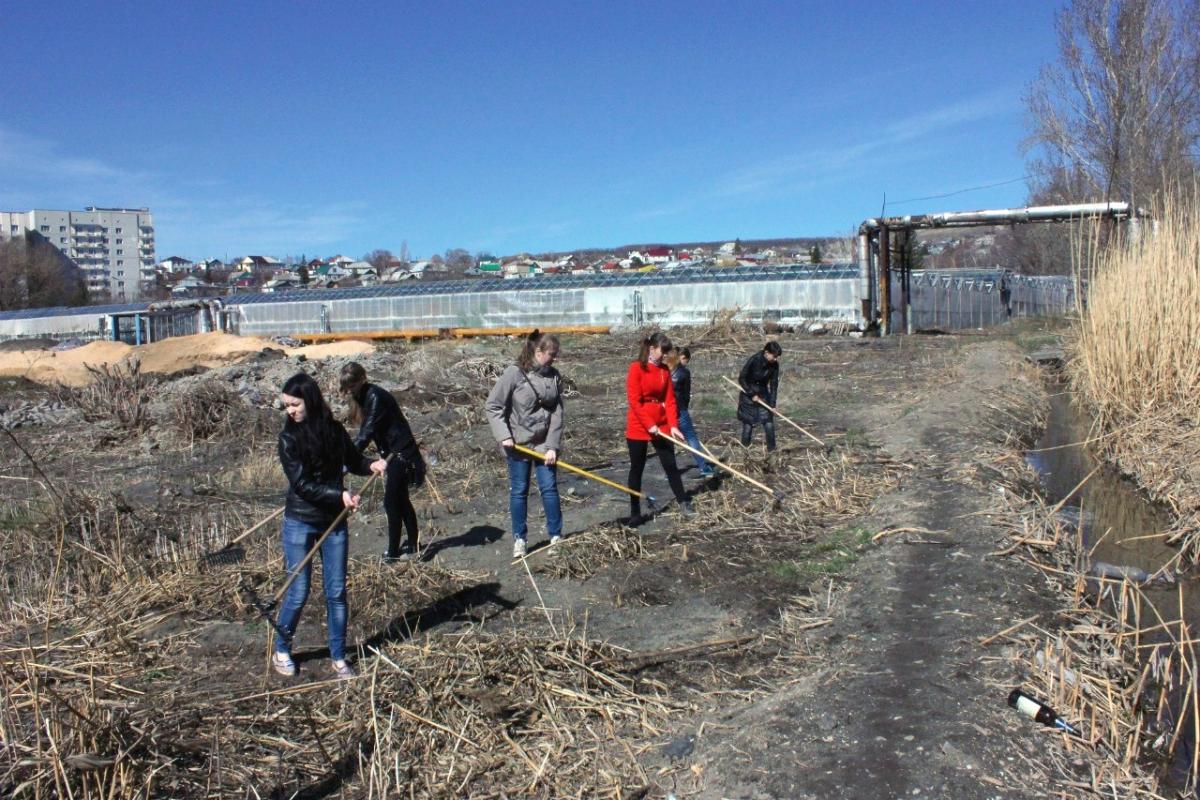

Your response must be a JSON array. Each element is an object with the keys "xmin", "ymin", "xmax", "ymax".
[
  {"xmin": 643, "ymin": 246, "xmax": 673, "ymax": 264},
  {"xmin": 158, "ymin": 255, "xmax": 193, "ymax": 274},
  {"xmin": 229, "ymin": 271, "xmax": 259, "ymax": 291},
  {"xmin": 262, "ymin": 274, "xmax": 302, "ymax": 292},
  {"xmin": 170, "ymin": 275, "xmax": 224, "ymax": 299},
  {"xmin": 237, "ymin": 255, "xmax": 281, "ymax": 270},
  {"xmin": 344, "ymin": 260, "xmax": 377, "ymax": 278},
  {"xmin": 406, "ymin": 260, "xmax": 451, "ymax": 279},
  {"xmin": 311, "ymin": 263, "xmax": 351, "ymax": 286}
]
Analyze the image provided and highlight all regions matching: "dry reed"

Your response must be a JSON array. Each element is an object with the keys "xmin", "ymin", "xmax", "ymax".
[
  {"xmin": 1070, "ymin": 198, "xmax": 1200, "ymax": 563},
  {"xmin": 988, "ymin": 452, "xmax": 1197, "ymax": 797}
]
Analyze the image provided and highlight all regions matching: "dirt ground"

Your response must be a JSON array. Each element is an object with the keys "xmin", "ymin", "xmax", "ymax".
[{"xmin": 0, "ymin": 325, "xmax": 1104, "ymax": 799}]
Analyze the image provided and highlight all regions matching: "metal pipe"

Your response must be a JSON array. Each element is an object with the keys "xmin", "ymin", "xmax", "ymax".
[
  {"xmin": 858, "ymin": 201, "xmax": 1148, "ymax": 233},
  {"xmin": 856, "ymin": 233, "xmax": 871, "ymax": 326},
  {"xmin": 878, "ymin": 227, "xmax": 890, "ymax": 336}
]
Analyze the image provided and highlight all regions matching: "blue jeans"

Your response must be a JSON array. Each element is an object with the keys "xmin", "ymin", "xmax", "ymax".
[
  {"xmin": 506, "ymin": 449, "xmax": 562, "ymax": 541},
  {"xmin": 274, "ymin": 516, "xmax": 349, "ymax": 661},
  {"xmin": 677, "ymin": 408, "xmax": 713, "ymax": 475}
]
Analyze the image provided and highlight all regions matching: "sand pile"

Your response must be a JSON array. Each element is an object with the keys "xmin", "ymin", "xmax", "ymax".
[{"xmin": 0, "ymin": 333, "xmax": 375, "ymax": 386}]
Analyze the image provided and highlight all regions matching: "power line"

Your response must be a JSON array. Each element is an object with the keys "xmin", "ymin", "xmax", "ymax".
[{"xmin": 885, "ymin": 175, "xmax": 1032, "ymax": 210}]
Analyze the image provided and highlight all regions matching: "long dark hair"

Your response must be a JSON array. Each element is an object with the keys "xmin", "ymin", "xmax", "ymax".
[
  {"xmin": 282, "ymin": 372, "xmax": 344, "ymax": 472},
  {"xmin": 637, "ymin": 332, "xmax": 672, "ymax": 367},
  {"xmin": 338, "ymin": 362, "xmax": 369, "ymax": 424},
  {"xmin": 516, "ymin": 329, "xmax": 560, "ymax": 372}
]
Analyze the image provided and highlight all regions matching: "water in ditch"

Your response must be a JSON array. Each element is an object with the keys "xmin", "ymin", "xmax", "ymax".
[{"xmin": 1027, "ymin": 387, "xmax": 1198, "ymax": 792}]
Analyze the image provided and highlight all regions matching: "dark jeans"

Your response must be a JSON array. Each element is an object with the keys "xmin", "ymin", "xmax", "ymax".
[
  {"xmin": 741, "ymin": 419, "xmax": 777, "ymax": 451},
  {"xmin": 677, "ymin": 408, "xmax": 712, "ymax": 475},
  {"xmin": 506, "ymin": 449, "xmax": 562, "ymax": 541},
  {"xmin": 626, "ymin": 438, "xmax": 687, "ymax": 517},
  {"xmin": 385, "ymin": 459, "xmax": 419, "ymax": 555},
  {"xmin": 274, "ymin": 516, "xmax": 348, "ymax": 661}
]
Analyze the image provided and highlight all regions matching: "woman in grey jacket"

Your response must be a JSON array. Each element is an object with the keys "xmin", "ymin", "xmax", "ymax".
[{"xmin": 485, "ymin": 330, "xmax": 564, "ymax": 558}]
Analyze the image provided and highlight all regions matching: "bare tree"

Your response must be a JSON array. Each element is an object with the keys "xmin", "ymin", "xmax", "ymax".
[
  {"xmin": 362, "ymin": 249, "xmax": 395, "ymax": 271},
  {"xmin": 443, "ymin": 248, "xmax": 473, "ymax": 271},
  {"xmin": 1025, "ymin": 0, "xmax": 1200, "ymax": 208},
  {"xmin": 0, "ymin": 232, "xmax": 89, "ymax": 310}
]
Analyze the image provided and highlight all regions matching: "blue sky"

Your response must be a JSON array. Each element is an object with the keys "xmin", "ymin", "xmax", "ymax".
[{"xmin": 0, "ymin": 1, "xmax": 1059, "ymax": 261}]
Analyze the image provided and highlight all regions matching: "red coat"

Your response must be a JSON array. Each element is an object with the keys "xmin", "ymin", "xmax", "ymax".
[{"xmin": 625, "ymin": 360, "xmax": 679, "ymax": 441}]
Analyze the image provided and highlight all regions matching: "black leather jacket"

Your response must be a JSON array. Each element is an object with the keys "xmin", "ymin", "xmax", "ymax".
[
  {"xmin": 279, "ymin": 425, "xmax": 373, "ymax": 526},
  {"xmin": 736, "ymin": 352, "xmax": 779, "ymax": 424},
  {"xmin": 353, "ymin": 384, "xmax": 419, "ymax": 463}
]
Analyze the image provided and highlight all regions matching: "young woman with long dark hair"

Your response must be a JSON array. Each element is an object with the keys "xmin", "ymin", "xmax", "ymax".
[
  {"xmin": 485, "ymin": 330, "xmax": 564, "ymax": 558},
  {"xmin": 736, "ymin": 341, "xmax": 783, "ymax": 451},
  {"xmin": 625, "ymin": 332, "xmax": 691, "ymax": 522},
  {"xmin": 339, "ymin": 362, "xmax": 425, "ymax": 562},
  {"xmin": 273, "ymin": 372, "xmax": 386, "ymax": 679}
]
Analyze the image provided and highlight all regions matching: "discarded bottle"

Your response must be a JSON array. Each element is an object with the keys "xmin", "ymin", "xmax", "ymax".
[{"xmin": 1008, "ymin": 688, "xmax": 1079, "ymax": 735}]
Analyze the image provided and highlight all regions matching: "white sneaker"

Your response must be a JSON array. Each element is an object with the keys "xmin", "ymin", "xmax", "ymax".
[
  {"xmin": 272, "ymin": 652, "xmax": 297, "ymax": 677},
  {"xmin": 549, "ymin": 535, "xmax": 562, "ymax": 545},
  {"xmin": 512, "ymin": 539, "xmax": 527, "ymax": 558}
]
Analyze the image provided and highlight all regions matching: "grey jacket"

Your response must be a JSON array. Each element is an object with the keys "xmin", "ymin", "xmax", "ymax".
[{"xmin": 485, "ymin": 364, "xmax": 564, "ymax": 453}]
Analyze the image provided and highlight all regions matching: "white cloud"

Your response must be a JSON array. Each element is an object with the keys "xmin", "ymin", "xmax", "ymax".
[
  {"xmin": 0, "ymin": 124, "xmax": 378, "ymax": 258},
  {"xmin": 0, "ymin": 125, "xmax": 149, "ymax": 186},
  {"xmin": 629, "ymin": 90, "xmax": 1016, "ymax": 223}
]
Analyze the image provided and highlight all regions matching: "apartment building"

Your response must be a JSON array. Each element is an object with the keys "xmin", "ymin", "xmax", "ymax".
[{"xmin": 0, "ymin": 207, "xmax": 155, "ymax": 301}]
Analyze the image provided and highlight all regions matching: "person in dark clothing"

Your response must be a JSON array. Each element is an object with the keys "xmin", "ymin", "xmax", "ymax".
[
  {"xmin": 274, "ymin": 372, "xmax": 387, "ymax": 679},
  {"xmin": 736, "ymin": 341, "xmax": 782, "ymax": 451},
  {"xmin": 625, "ymin": 332, "xmax": 691, "ymax": 522},
  {"xmin": 339, "ymin": 362, "xmax": 426, "ymax": 562},
  {"xmin": 670, "ymin": 347, "xmax": 713, "ymax": 478}
]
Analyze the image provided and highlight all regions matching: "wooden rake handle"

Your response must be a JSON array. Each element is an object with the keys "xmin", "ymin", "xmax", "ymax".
[
  {"xmin": 271, "ymin": 454, "xmax": 394, "ymax": 606},
  {"xmin": 654, "ymin": 431, "xmax": 779, "ymax": 498},
  {"xmin": 228, "ymin": 506, "xmax": 285, "ymax": 548},
  {"xmin": 512, "ymin": 444, "xmax": 651, "ymax": 501},
  {"xmin": 721, "ymin": 376, "xmax": 825, "ymax": 447}
]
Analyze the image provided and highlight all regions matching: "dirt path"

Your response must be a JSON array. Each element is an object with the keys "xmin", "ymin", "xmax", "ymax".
[{"xmin": 683, "ymin": 344, "xmax": 1057, "ymax": 799}]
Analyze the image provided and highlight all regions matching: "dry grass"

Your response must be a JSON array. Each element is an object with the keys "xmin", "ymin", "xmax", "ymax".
[
  {"xmin": 986, "ymin": 455, "xmax": 1198, "ymax": 797},
  {"xmin": 52, "ymin": 359, "xmax": 156, "ymax": 430},
  {"xmin": 1070, "ymin": 197, "xmax": 1200, "ymax": 563},
  {"xmin": 166, "ymin": 379, "xmax": 249, "ymax": 443},
  {"xmin": 0, "ymin": 488, "xmax": 674, "ymax": 798},
  {"xmin": 216, "ymin": 446, "xmax": 286, "ymax": 494}
]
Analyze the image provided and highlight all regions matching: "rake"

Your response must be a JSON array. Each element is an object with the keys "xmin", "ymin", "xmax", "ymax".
[
  {"xmin": 512, "ymin": 443, "xmax": 655, "ymax": 506},
  {"xmin": 722, "ymin": 375, "xmax": 825, "ymax": 447},
  {"xmin": 655, "ymin": 431, "xmax": 783, "ymax": 501},
  {"xmin": 201, "ymin": 506, "xmax": 284, "ymax": 566},
  {"xmin": 241, "ymin": 455, "xmax": 393, "ymax": 645}
]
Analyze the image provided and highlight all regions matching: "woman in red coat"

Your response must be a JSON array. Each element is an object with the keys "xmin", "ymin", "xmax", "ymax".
[{"xmin": 625, "ymin": 332, "xmax": 692, "ymax": 521}]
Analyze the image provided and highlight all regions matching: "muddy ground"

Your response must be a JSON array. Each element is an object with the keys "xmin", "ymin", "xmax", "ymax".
[{"xmin": 0, "ymin": 325, "xmax": 1109, "ymax": 799}]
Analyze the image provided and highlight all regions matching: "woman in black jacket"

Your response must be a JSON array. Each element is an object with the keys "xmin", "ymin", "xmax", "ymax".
[
  {"xmin": 274, "ymin": 372, "xmax": 386, "ymax": 679},
  {"xmin": 340, "ymin": 362, "xmax": 426, "ymax": 561},
  {"xmin": 736, "ymin": 341, "xmax": 782, "ymax": 451}
]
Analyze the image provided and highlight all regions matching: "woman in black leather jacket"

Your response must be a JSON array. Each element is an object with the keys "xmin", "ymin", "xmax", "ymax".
[
  {"xmin": 340, "ymin": 362, "xmax": 426, "ymax": 561},
  {"xmin": 274, "ymin": 372, "xmax": 386, "ymax": 679},
  {"xmin": 736, "ymin": 341, "xmax": 782, "ymax": 451}
]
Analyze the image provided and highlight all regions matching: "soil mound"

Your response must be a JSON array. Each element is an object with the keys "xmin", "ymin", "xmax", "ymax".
[{"xmin": 0, "ymin": 333, "xmax": 375, "ymax": 386}]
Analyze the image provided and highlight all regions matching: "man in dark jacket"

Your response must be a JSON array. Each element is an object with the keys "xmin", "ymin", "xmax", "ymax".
[{"xmin": 736, "ymin": 341, "xmax": 782, "ymax": 451}]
